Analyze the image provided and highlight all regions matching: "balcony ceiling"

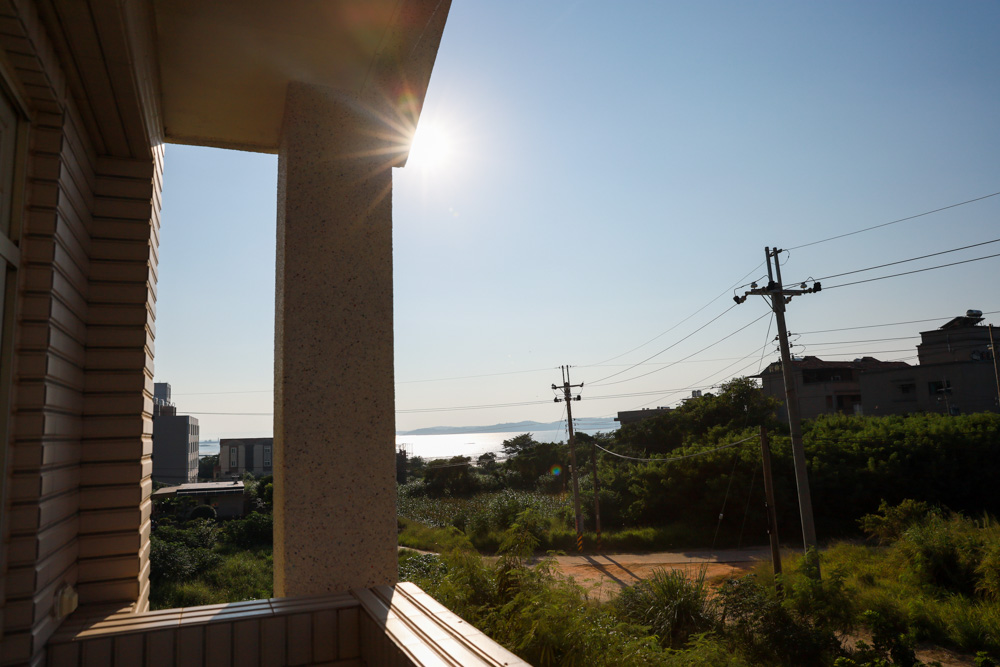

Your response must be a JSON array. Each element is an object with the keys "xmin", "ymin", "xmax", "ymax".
[{"xmin": 154, "ymin": 0, "xmax": 449, "ymax": 153}]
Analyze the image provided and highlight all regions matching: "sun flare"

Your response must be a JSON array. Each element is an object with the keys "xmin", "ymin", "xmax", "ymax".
[{"xmin": 408, "ymin": 118, "xmax": 454, "ymax": 171}]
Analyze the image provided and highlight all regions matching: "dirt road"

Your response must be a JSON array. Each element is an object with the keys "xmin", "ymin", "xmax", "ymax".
[{"xmin": 549, "ymin": 546, "xmax": 772, "ymax": 600}]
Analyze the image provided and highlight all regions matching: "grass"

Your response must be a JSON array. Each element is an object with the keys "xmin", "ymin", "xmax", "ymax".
[
  {"xmin": 751, "ymin": 541, "xmax": 1000, "ymax": 658},
  {"xmin": 150, "ymin": 546, "xmax": 273, "ymax": 610},
  {"xmin": 397, "ymin": 517, "xmax": 475, "ymax": 553}
]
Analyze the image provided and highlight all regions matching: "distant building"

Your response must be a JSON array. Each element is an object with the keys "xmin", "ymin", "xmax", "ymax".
[
  {"xmin": 861, "ymin": 312, "xmax": 999, "ymax": 416},
  {"xmin": 615, "ymin": 407, "xmax": 673, "ymax": 427},
  {"xmin": 152, "ymin": 481, "xmax": 246, "ymax": 519},
  {"xmin": 219, "ymin": 438, "xmax": 274, "ymax": 479},
  {"xmin": 758, "ymin": 356, "xmax": 910, "ymax": 421},
  {"xmin": 151, "ymin": 382, "xmax": 200, "ymax": 484}
]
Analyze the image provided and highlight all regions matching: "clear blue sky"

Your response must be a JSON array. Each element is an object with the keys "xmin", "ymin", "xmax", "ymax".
[{"xmin": 156, "ymin": 1, "xmax": 1000, "ymax": 440}]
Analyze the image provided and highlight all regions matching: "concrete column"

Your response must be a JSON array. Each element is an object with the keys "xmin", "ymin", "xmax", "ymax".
[{"xmin": 274, "ymin": 83, "xmax": 399, "ymax": 596}]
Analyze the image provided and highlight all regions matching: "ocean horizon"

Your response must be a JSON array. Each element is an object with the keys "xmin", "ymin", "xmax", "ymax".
[{"xmin": 198, "ymin": 424, "xmax": 619, "ymax": 461}]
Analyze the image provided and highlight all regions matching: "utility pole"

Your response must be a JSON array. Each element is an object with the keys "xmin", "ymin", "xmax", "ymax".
[
  {"xmin": 989, "ymin": 324, "xmax": 1000, "ymax": 411},
  {"xmin": 759, "ymin": 426, "xmax": 782, "ymax": 597},
  {"xmin": 554, "ymin": 366, "xmax": 585, "ymax": 552},
  {"xmin": 590, "ymin": 438, "xmax": 602, "ymax": 551},
  {"xmin": 735, "ymin": 247, "xmax": 820, "ymax": 561}
]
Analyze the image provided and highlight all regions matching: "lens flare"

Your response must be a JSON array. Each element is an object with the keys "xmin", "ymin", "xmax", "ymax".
[{"xmin": 549, "ymin": 465, "xmax": 562, "ymax": 476}]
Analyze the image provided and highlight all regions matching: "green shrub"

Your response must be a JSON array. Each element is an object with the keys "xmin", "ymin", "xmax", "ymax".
[
  {"xmin": 223, "ymin": 512, "xmax": 273, "ymax": 548},
  {"xmin": 615, "ymin": 568, "xmax": 717, "ymax": 649},
  {"xmin": 151, "ymin": 549, "xmax": 272, "ymax": 609},
  {"xmin": 189, "ymin": 504, "xmax": 217, "ymax": 521},
  {"xmin": 859, "ymin": 499, "xmax": 936, "ymax": 545},
  {"xmin": 149, "ymin": 537, "xmax": 221, "ymax": 584},
  {"xmin": 717, "ymin": 574, "xmax": 841, "ymax": 665},
  {"xmin": 977, "ymin": 540, "xmax": 1000, "ymax": 601},
  {"xmin": 202, "ymin": 550, "xmax": 272, "ymax": 602},
  {"xmin": 784, "ymin": 549, "xmax": 857, "ymax": 633},
  {"xmin": 896, "ymin": 513, "xmax": 983, "ymax": 596}
]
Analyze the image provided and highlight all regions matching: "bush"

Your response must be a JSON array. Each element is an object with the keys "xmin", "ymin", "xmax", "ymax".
[
  {"xmin": 224, "ymin": 512, "xmax": 273, "ymax": 548},
  {"xmin": 155, "ymin": 519, "xmax": 220, "ymax": 550},
  {"xmin": 615, "ymin": 568, "xmax": 717, "ymax": 649},
  {"xmin": 189, "ymin": 504, "xmax": 217, "ymax": 521},
  {"xmin": 717, "ymin": 574, "xmax": 841, "ymax": 665},
  {"xmin": 149, "ymin": 537, "xmax": 221, "ymax": 584},
  {"xmin": 859, "ymin": 499, "xmax": 936, "ymax": 545},
  {"xmin": 896, "ymin": 513, "xmax": 984, "ymax": 596}
]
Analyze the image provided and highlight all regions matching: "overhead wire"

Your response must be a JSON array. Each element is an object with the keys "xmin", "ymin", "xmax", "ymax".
[
  {"xmin": 586, "ymin": 303, "xmax": 741, "ymax": 385},
  {"xmin": 592, "ymin": 433, "xmax": 758, "ymax": 463},
  {"xmin": 825, "ymin": 252, "xmax": 1000, "ymax": 290},
  {"xmin": 806, "ymin": 237, "xmax": 1000, "ymax": 283},
  {"xmin": 757, "ymin": 312, "xmax": 774, "ymax": 374},
  {"xmin": 788, "ymin": 191, "xmax": 1000, "ymax": 251},
  {"xmin": 592, "ymin": 311, "xmax": 771, "ymax": 387},
  {"xmin": 797, "ymin": 310, "xmax": 999, "ymax": 335},
  {"xmin": 588, "ymin": 262, "xmax": 766, "ymax": 368}
]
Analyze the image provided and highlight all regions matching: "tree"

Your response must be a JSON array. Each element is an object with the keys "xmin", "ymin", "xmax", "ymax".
[
  {"xmin": 423, "ymin": 456, "xmax": 476, "ymax": 497},
  {"xmin": 501, "ymin": 433, "xmax": 537, "ymax": 458},
  {"xmin": 477, "ymin": 452, "xmax": 499, "ymax": 473},
  {"xmin": 198, "ymin": 454, "xmax": 219, "ymax": 480}
]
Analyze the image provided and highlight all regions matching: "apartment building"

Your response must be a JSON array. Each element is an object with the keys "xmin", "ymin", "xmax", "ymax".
[
  {"xmin": 861, "ymin": 312, "xmax": 1000, "ymax": 416},
  {"xmin": 758, "ymin": 356, "xmax": 910, "ymax": 420},
  {"xmin": 0, "ymin": 2, "xmax": 524, "ymax": 665},
  {"xmin": 218, "ymin": 438, "xmax": 272, "ymax": 479},
  {"xmin": 151, "ymin": 382, "xmax": 199, "ymax": 484}
]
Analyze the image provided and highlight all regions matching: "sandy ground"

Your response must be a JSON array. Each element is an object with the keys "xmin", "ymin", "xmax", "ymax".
[{"xmin": 549, "ymin": 547, "xmax": 771, "ymax": 601}]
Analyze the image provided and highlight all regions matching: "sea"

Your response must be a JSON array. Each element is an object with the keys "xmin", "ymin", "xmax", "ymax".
[{"xmin": 198, "ymin": 425, "xmax": 618, "ymax": 461}]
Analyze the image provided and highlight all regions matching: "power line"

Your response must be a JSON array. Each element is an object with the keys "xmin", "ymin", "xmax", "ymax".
[
  {"xmin": 629, "ymin": 343, "xmax": 777, "ymax": 410},
  {"xmin": 592, "ymin": 311, "xmax": 771, "ymax": 387},
  {"xmin": 797, "ymin": 310, "xmax": 1000, "ymax": 335},
  {"xmin": 825, "ymin": 252, "xmax": 1000, "ymax": 290},
  {"xmin": 593, "ymin": 433, "xmax": 758, "ymax": 463},
  {"xmin": 788, "ymin": 191, "xmax": 1000, "ymax": 251},
  {"xmin": 810, "ymin": 238, "xmax": 1000, "ymax": 282},
  {"xmin": 588, "ymin": 263, "xmax": 765, "ymax": 368},
  {"xmin": 396, "ymin": 366, "xmax": 556, "ymax": 384},
  {"xmin": 757, "ymin": 312, "xmax": 774, "ymax": 374},
  {"xmin": 586, "ymin": 304, "xmax": 740, "ymax": 385},
  {"xmin": 800, "ymin": 335, "xmax": 918, "ymax": 346}
]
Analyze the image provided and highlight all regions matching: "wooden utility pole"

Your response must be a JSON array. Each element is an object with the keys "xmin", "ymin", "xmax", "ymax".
[
  {"xmin": 990, "ymin": 324, "xmax": 1000, "ymax": 411},
  {"xmin": 759, "ymin": 426, "xmax": 782, "ymax": 596},
  {"xmin": 554, "ymin": 366, "xmax": 585, "ymax": 552},
  {"xmin": 735, "ymin": 247, "xmax": 820, "ymax": 562}
]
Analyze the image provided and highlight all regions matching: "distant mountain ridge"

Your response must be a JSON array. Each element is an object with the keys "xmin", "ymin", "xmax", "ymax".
[{"xmin": 397, "ymin": 418, "xmax": 618, "ymax": 436}]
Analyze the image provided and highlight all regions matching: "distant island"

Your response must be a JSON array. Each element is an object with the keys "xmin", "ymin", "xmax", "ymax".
[{"xmin": 397, "ymin": 418, "xmax": 618, "ymax": 436}]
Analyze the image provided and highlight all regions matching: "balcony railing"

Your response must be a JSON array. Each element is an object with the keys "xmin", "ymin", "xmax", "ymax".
[{"xmin": 46, "ymin": 582, "xmax": 528, "ymax": 666}]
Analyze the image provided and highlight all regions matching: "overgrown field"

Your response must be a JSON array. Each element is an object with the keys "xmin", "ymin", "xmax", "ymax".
[
  {"xmin": 400, "ymin": 502, "xmax": 1000, "ymax": 666},
  {"xmin": 149, "ymin": 512, "xmax": 274, "ymax": 610}
]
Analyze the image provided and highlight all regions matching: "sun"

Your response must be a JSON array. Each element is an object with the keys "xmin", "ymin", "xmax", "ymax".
[{"xmin": 407, "ymin": 117, "xmax": 454, "ymax": 172}]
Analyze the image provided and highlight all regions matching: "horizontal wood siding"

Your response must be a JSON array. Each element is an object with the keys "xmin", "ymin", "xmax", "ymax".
[
  {"xmin": 0, "ymin": 0, "xmax": 161, "ymax": 664},
  {"xmin": 77, "ymin": 152, "xmax": 158, "ymax": 613},
  {"xmin": 0, "ymin": 2, "xmax": 94, "ymax": 662}
]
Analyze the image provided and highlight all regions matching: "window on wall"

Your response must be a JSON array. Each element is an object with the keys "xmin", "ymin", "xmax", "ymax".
[
  {"xmin": 263, "ymin": 446, "xmax": 271, "ymax": 467},
  {"xmin": 230, "ymin": 446, "xmax": 238, "ymax": 468}
]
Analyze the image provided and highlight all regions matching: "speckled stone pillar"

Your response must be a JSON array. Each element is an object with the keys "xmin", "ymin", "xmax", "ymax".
[{"xmin": 274, "ymin": 83, "xmax": 397, "ymax": 596}]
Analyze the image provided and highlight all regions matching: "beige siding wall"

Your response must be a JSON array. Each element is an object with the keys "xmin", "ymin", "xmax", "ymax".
[
  {"xmin": 0, "ymin": 1, "xmax": 160, "ymax": 663},
  {"xmin": 79, "ymin": 152, "xmax": 159, "ymax": 610}
]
